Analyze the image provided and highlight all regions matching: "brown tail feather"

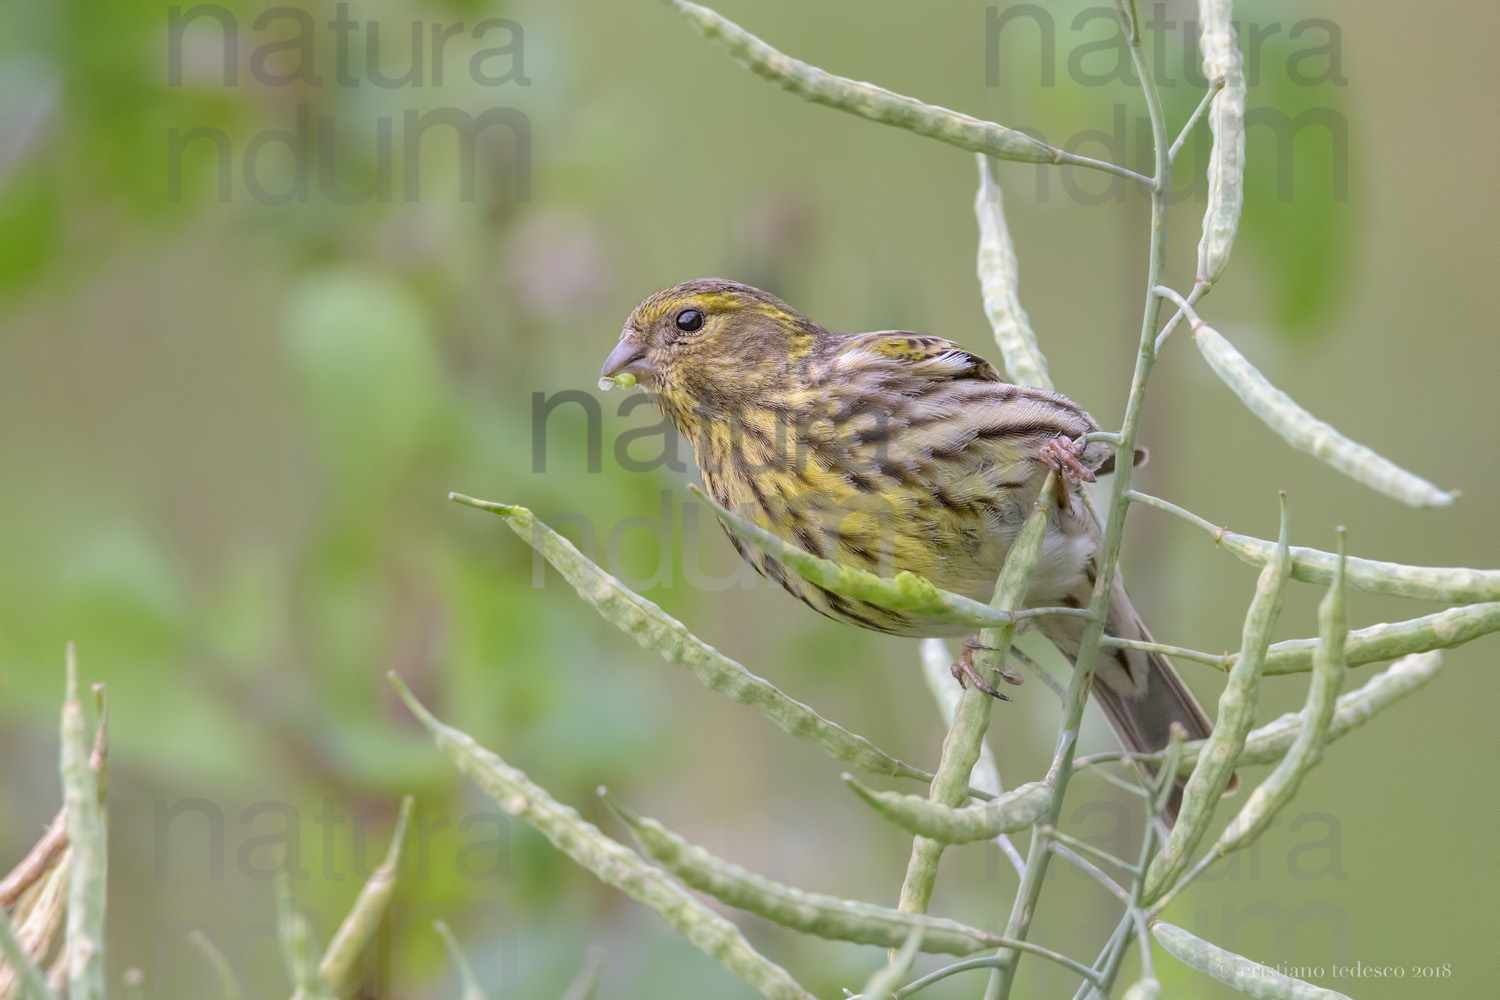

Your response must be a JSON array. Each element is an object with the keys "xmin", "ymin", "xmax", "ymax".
[{"xmin": 1040, "ymin": 575, "xmax": 1231, "ymax": 826}]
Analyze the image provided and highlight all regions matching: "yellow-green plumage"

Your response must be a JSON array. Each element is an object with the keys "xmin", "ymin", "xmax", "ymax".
[{"xmin": 602, "ymin": 278, "xmax": 1220, "ymax": 815}]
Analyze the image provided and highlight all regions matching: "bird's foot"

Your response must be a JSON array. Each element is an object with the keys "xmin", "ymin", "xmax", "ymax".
[
  {"xmin": 951, "ymin": 638, "xmax": 1022, "ymax": 700},
  {"xmin": 1040, "ymin": 435, "xmax": 1095, "ymax": 483},
  {"xmin": 1040, "ymin": 435, "xmax": 1095, "ymax": 506}
]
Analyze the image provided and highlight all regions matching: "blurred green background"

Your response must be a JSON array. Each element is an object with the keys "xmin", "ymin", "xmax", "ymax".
[{"xmin": 1, "ymin": 1, "xmax": 1495, "ymax": 997}]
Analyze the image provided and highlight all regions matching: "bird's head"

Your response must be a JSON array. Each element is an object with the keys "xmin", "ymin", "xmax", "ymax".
[{"xmin": 600, "ymin": 278, "xmax": 821, "ymax": 425}]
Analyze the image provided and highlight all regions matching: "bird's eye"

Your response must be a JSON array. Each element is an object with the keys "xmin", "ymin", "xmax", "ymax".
[{"xmin": 674, "ymin": 309, "xmax": 704, "ymax": 333}]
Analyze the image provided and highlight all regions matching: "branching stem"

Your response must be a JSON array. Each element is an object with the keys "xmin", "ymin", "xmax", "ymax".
[{"xmin": 984, "ymin": 3, "xmax": 1172, "ymax": 996}]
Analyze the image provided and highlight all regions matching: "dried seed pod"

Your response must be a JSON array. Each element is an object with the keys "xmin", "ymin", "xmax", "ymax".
[{"xmin": 1195, "ymin": 0, "xmax": 1246, "ymax": 286}]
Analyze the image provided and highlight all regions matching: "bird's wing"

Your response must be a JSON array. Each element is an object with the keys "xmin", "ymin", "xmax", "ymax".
[{"xmin": 827, "ymin": 332, "xmax": 1005, "ymax": 383}]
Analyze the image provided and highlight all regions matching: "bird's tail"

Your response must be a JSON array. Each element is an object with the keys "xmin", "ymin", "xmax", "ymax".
[{"xmin": 1039, "ymin": 574, "xmax": 1229, "ymax": 825}]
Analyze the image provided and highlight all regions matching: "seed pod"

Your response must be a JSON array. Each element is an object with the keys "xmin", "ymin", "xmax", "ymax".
[
  {"xmin": 1112, "ymin": 651, "xmax": 1444, "ymax": 776},
  {"xmin": 845, "ymin": 777, "xmax": 1052, "ymax": 844},
  {"xmin": 860, "ymin": 928, "xmax": 923, "ymax": 1000},
  {"xmin": 318, "ymin": 798, "xmax": 413, "ymax": 991},
  {"xmin": 1217, "ymin": 533, "xmax": 1348, "ymax": 853},
  {"xmin": 1195, "ymin": 0, "xmax": 1246, "ymax": 286},
  {"xmin": 1145, "ymin": 496, "xmax": 1291, "ymax": 902},
  {"xmin": 60, "ymin": 645, "xmax": 106, "ymax": 1000},
  {"xmin": 600, "ymin": 790, "xmax": 1004, "ymax": 956},
  {"xmin": 1152, "ymin": 921, "xmax": 1352, "ymax": 999},
  {"xmin": 390, "ymin": 675, "xmax": 815, "ymax": 1000},
  {"xmin": 1122, "ymin": 977, "xmax": 1162, "ymax": 1000},
  {"xmin": 896, "ymin": 485, "xmax": 1053, "ymax": 917},
  {"xmin": 186, "ymin": 933, "xmax": 243, "ymax": 1000},
  {"xmin": 1258, "ymin": 602, "xmax": 1497, "ymax": 674},
  {"xmin": 433, "ymin": 921, "xmax": 487, "ymax": 1000},
  {"xmin": 1137, "ymin": 492, "xmax": 1496, "ymax": 601},
  {"xmin": 975, "ymin": 155, "xmax": 1051, "ymax": 390},
  {"xmin": 1192, "ymin": 324, "xmax": 1455, "ymax": 507},
  {"xmin": 667, "ymin": 1, "xmax": 1060, "ymax": 166},
  {"xmin": 450, "ymin": 494, "xmax": 932, "ymax": 783},
  {"xmin": 1226, "ymin": 535, "xmax": 1497, "ymax": 603},
  {"xmin": 687, "ymin": 485, "xmax": 1032, "ymax": 630}
]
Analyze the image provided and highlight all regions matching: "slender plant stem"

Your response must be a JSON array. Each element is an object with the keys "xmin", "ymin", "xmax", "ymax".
[
  {"xmin": 1153, "ymin": 282, "xmax": 1206, "ymax": 352},
  {"xmin": 893, "ymin": 945, "xmax": 1103, "ymax": 998},
  {"xmin": 985, "ymin": 3, "xmax": 1171, "ymax": 995},
  {"xmin": 1092, "ymin": 733, "xmax": 1179, "ymax": 996},
  {"xmin": 1072, "ymin": 914, "xmax": 1132, "ymax": 1000},
  {"xmin": 1043, "ymin": 827, "xmax": 1140, "ymax": 877},
  {"xmin": 1101, "ymin": 635, "xmax": 1230, "ymax": 668},
  {"xmin": 1008, "ymin": 646, "xmax": 1067, "ymax": 700},
  {"xmin": 1169, "ymin": 77, "xmax": 1225, "ymax": 163},
  {"xmin": 1047, "ymin": 842, "xmax": 1130, "ymax": 905}
]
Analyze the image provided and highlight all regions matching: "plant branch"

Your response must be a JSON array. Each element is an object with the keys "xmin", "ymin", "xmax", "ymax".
[
  {"xmin": 1169, "ymin": 77, "xmax": 1225, "ymax": 163},
  {"xmin": 893, "ymin": 948, "xmax": 1103, "ymax": 998},
  {"xmin": 918, "ymin": 639, "xmax": 1027, "ymax": 878},
  {"xmin": 984, "ymin": 2, "xmax": 1172, "ymax": 994},
  {"xmin": 665, "ymin": 1, "xmax": 1150, "ymax": 187}
]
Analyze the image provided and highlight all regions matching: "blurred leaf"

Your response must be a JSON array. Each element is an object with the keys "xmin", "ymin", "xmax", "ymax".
[
  {"xmin": 280, "ymin": 268, "xmax": 448, "ymax": 490},
  {"xmin": 56, "ymin": 525, "xmax": 190, "ymax": 656}
]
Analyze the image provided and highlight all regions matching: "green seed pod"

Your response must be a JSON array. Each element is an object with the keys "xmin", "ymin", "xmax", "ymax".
[
  {"xmin": 186, "ymin": 932, "xmax": 243, "ymax": 1000},
  {"xmin": 859, "ymin": 928, "xmax": 922, "ymax": 1000},
  {"xmin": 1152, "ymin": 921, "xmax": 1351, "ymax": 999},
  {"xmin": 60, "ymin": 646, "xmax": 106, "ymax": 1000},
  {"xmin": 433, "ymin": 921, "xmax": 487, "ymax": 1000},
  {"xmin": 600, "ymin": 790, "xmax": 1003, "ymax": 957},
  {"xmin": 1192, "ymin": 324, "xmax": 1455, "ymax": 507},
  {"xmin": 667, "ymin": 1, "xmax": 1059, "ymax": 166},
  {"xmin": 1259, "ymin": 601, "xmax": 1497, "ymax": 674},
  {"xmin": 318, "ymin": 798, "xmax": 413, "ymax": 991},
  {"xmin": 1132, "ymin": 491, "xmax": 1497, "ymax": 601},
  {"xmin": 1217, "ymin": 533, "xmax": 1348, "ymax": 854},
  {"xmin": 844, "ymin": 777, "xmax": 1053, "ymax": 844},
  {"xmin": 687, "ymin": 486, "xmax": 1080, "ymax": 635},
  {"xmin": 1105, "ymin": 650, "xmax": 1444, "ymax": 776},
  {"xmin": 1145, "ymin": 496, "xmax": 1291, "ymax": 902},
  {"xmin": 450, "ymin": 494, "xmax": 932, "ymax": 783},
  {"xmin": 390, "ymin": 675, "xmax": 815, "ymax": 1000},
  {"xmin": 896, "ymin": 486, "xmax": 1053, "ymax": 917}
]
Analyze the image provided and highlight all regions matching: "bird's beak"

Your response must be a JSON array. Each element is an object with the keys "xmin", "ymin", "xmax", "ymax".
[{"xmin": 599, "ymin": 332, "xmax": 654, "ymax": 385}]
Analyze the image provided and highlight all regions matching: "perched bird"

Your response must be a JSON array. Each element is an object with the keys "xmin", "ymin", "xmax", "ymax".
[{"xmin": 601, "ymin": 278, "xmax": 1217, "ymax": 814}]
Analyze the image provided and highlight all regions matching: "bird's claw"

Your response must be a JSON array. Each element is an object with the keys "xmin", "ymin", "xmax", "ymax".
[
  {"xmin": 952, "ymin": 639, "xmax": 1022, "ymax": 699},
  {"xmin": 1040, "ymin": 435, "xmax": 1095, "ymax": 485}
]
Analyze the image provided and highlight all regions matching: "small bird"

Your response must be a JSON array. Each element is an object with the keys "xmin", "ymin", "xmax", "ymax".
[{"xmin": 601, "ymin": 278, "xmax": 1217, "ymax": 813}]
